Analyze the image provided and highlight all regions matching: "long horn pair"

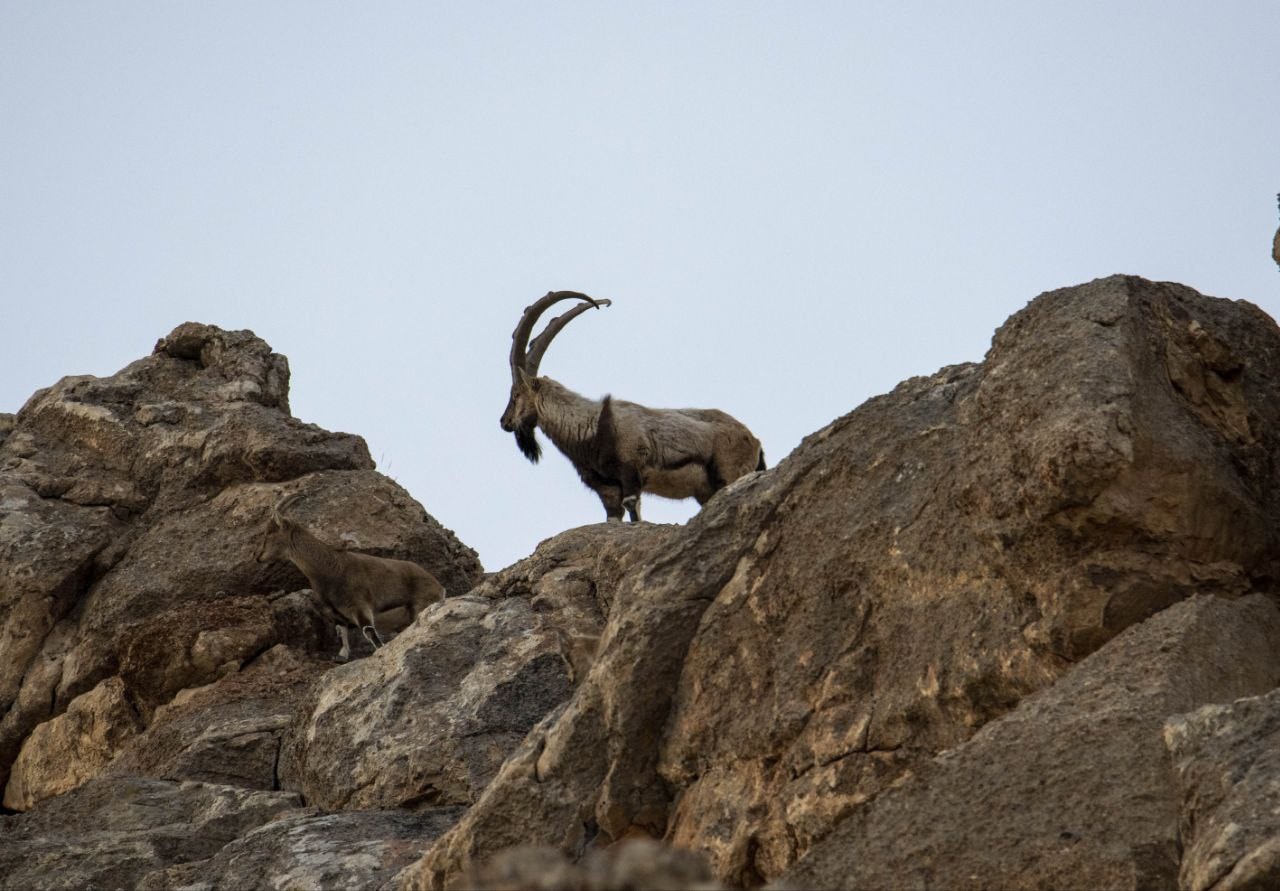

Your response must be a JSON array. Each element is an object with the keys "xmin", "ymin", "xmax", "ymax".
[
  {"xmin": 272, "ymin": 492, "xmax": 304, "ymax": 523},
  {"xmin": 509, "ymin": 291, "xmax": 611, "ymax": 381}
]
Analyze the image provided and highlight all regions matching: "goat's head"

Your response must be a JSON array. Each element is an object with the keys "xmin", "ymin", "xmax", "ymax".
[
  {"xmin": 501, "ymin": 291, "xmax": 611, "ymax": 463},
  {"xmin": 255, "ymin": 493, "xmax": 303, "ymax": 563}
]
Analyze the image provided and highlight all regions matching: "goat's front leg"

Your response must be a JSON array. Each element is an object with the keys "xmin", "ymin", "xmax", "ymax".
[
  {"xmin": 596, "ymin": 485, "xmax": 626, "ymax": 523},
  {"xmin": 580, "ymin": 469, "xmax": 626, "ymax": 522},
  {"xmin": 336, "ymin": 624, "xmax": 351, "ymax": 661}
]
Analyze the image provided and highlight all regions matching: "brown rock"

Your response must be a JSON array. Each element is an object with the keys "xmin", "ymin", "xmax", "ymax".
[
  {"xmin": 106, "ymin": 645, "xmax": 329, "ymax": 791},
  {"xmin": 0, "ymin": 776, "xmax": 303, "ymax": 890},
  {"xmin": 1165, "ymin": 686, "xmax": 1280, "ymax": 890},
  {"xmin": 408, "ymin": 276, "xmax": 1280, "ymax": 888},
  {"xmin": 282, "ymin": 523, "xmax": 669, "ymax": 812},
  {"xmin": 776, "ymin": 594, "xmax": 1280, "ymax": 890},
  {"xmin": 0, "ymin": 322, "xmax": 481, "ymax": 806}
]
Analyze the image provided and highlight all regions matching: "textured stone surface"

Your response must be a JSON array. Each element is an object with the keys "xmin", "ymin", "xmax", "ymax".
[
  {"xmin": 777, "ymin": 594, "xmax": 1280, "ymax": 890},
  {"xmin": 408, "ymin": 277, "xmax": 1280, "ymax": 888},
  {"xmin": 3, "ymin": 676, "xmax": 143, "ymax": 810},
  {"xmin": 106, "ymin": 645, "xmax": 328, "ymax": 791},
  {"xmin": 0, "ymin": 777, "xmax": 303, "ymax": 890},
  {"xmin": 1166, "ymin": 686, "xmax": 1280, "ymax": 891},
  {"xmin": 137, "ymin": 807, "xmax": 464, "ymax": 891},
  {"xmin": 7, "ymin": 280, "xmax": 1280, "ymax": 890},
  {"xmin": 282, "ymin": 523, "xmax": 669, "ymax": 812},
  {"xmin": 0, "ymin": 322, "xmax": 482, "ymax": 806}
]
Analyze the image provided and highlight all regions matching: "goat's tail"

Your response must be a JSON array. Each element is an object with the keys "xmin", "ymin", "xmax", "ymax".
[{"xmin": 757, "ymin": 449, "xmax": 767, "ymax": 472}]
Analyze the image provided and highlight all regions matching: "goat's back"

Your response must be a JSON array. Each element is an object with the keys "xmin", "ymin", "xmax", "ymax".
[{"xmin": 343, "ymin": 550, "xmax": 445, "ymax": 610}]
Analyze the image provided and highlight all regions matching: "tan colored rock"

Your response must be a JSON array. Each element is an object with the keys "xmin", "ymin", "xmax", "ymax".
[
  {"xmin": 776, "ymin": 594, "xmax": 1280, "ymax": 890},
  {"xmin": 0, "ymin": 322, "xmax": 482, "ymax": 805},
  {"xmin": 1166, "ymin": 686, "xmax": 1280, "ymax": 891},
  {"xmin": 3, "ymin": 676, "xmax": 143, "ymax": 810},
  {"xmin": 408, "ymin": 277, "xmax": 1280, "ymax": 888}
]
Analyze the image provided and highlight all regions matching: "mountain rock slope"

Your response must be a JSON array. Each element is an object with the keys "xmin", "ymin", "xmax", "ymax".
[
  {"xmin": 4, "ymin": 275, "xmax": 1280, "ymax": 891},
  {"xmin": 403, "ymin": 275, "xmax": 1280, "ymax": 889}
]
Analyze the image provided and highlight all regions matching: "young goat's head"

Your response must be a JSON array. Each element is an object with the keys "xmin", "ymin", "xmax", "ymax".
[
  {"xmin": 500, "ymin": 291, "xmax": 610, "ymax": 463},
  {"xmin": 254, "ymin": 493, "xmax": 303, "ymax": 563}
]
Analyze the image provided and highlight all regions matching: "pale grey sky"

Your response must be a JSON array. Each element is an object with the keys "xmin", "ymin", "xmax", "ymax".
[{"xmin": 3, "ymin": 3, "xmax": 1278, "ymax": 571}]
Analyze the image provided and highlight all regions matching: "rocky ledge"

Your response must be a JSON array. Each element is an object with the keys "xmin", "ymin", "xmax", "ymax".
[{"xmin": 3, "ymin": 276, "xmax": 1280, "ymax": 890}]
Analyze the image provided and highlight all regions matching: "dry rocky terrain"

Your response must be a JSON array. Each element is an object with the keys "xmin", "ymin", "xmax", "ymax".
[{"xmin": 4, "ymin": 276, "xmax": 1280, "ymax": 890}]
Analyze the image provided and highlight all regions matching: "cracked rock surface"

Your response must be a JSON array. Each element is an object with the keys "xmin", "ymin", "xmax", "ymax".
[{"xmin": 7, "ymin": 277, "xmax": 1280, "ymax": 891}]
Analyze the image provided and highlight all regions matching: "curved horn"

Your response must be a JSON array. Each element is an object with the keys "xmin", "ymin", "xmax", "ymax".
[
  {"xmin": 273, "ymin": 492, "xmax": 304, "ymax": 523},
  {"xmin": 524, "ymin": 293, "xmax": 611, "ymax": 378},
  {"xmin": 509, "ymin": 291, "xmax": 609, "ymax": 381}
]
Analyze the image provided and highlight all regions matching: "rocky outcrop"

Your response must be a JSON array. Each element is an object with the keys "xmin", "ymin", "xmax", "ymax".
[
  {"xmin": 406, "ymin": 276, "xmax": 1280, "ymax": 888},
  {"xmin": 0, "ymin": 777, "xmax": 303, "ymax": 890},
  {"xmin": 776, "ymin": 594, "xmax": 1280, "ymax": 890},
  {"xmin": 0, "ymin": 322, "xmax": 482, "ymax": 813},
  {"xmin": 281, "ymin": 523, "xmax": 672, "ymax": 812},
  {"xmin": 136, "ymin": 807, "xmax": 465, "ymax": 891},
  {"xmin": 1166, "ymin": 686, "xmax": 1280, "ymax": 890},
  {"xmin": 6, "ymin": 277, "xmax": 1280, "ymax": 891}
]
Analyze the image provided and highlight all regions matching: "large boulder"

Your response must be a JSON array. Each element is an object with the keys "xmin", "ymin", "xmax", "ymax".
[
  {"xmin": 406, "ymin": 276, "xmax": 1280, "ymax": 887},
  {"xmin": 775, "ymin": 594, "xmax": 1280, "ymax": 890},
  {"xmin": 0, "ymin": 323, "xmax": 482, "ymax": 808}
]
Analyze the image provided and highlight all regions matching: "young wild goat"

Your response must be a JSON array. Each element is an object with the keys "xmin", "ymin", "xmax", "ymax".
[
  {"xmin": 255, "ymin": 493, "xmax": 444, "ymax": 658},
  {"xmin": 499, "ymin": 291, "xmax": 765, "ymax": 522}
]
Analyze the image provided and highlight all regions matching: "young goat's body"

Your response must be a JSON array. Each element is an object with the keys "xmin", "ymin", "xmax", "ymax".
[
  {"xmin": 256, "ymin": 499, "xmax": 444, "ymax": 656},
  {"xmin": 501, "ymin": 292, "xmax": 764, "ymax": 522}
]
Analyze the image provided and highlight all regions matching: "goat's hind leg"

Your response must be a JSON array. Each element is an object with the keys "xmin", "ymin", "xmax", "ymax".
[
  {"xmin": 618, "ymin": 467, "xmax": 643, "ymax": 522},
  {"xmin": 360, "ymin": 610, "xmax": 386, "ymax": 649}
]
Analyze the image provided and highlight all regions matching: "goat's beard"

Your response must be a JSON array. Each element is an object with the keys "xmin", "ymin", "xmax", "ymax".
[{"xmin": 514, "ymin": 425, "xmax": 542, "ymax": 463}]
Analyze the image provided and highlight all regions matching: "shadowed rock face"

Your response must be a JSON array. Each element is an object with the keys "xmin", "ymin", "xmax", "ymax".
[
  {"xmin": 405, "ymin": 276, "xmax": 1280, "ymax": 889},
  {"xmin": 776, "ymin": 594, "xmax": 1280, "ymax": 890}
]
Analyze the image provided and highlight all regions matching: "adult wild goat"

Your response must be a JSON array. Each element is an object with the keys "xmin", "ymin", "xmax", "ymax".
[
  {"xmin": 255, "ymin": 493, "xmax": 444, "ymax": 658},
  {"xmin": 500, "ymin": 291, "xmax": 765, "ymax": 522}
]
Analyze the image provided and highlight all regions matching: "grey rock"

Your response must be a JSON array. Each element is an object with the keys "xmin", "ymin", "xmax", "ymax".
[
  {"xmin": 138, "ymin": 807, "xmax": 464, "ymax": 891},
  {"xmin": 1166, "ymin": 686, "xmax": 1280, "ymax": 891},
  {"xmin": 0, "ymin": 776, "xmax": 303, "ymax": 890}
]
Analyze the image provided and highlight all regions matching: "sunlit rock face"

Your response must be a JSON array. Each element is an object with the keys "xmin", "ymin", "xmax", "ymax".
[
  {"xmin": 7, "ymin": 277, "xmax": 1280, "ymax": 891},
  {"xmin": 405, "ymin": 276, "xmax": 1280, "ymax": 890}
]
